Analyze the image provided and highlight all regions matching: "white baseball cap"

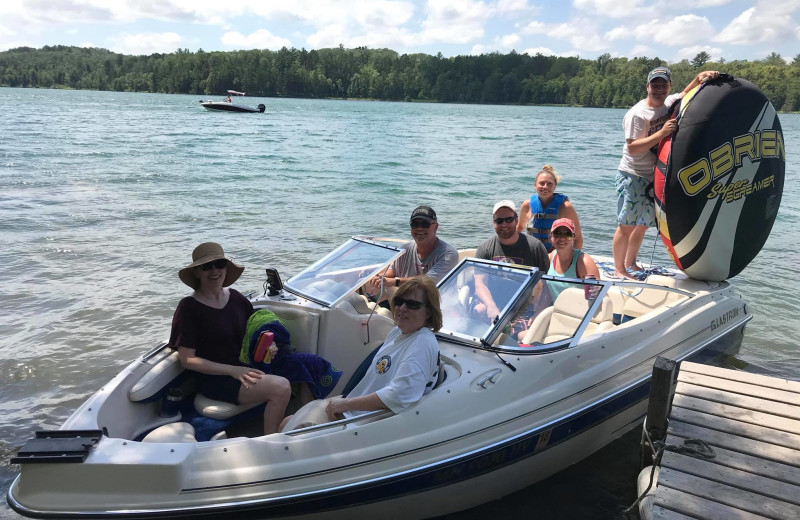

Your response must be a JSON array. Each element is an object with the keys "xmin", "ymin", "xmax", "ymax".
[{"xmin": 492, "ymin": 200, "xmax": 517, "ymax": 215}]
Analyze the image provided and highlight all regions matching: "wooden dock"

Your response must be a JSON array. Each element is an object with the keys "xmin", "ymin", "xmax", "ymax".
[{"xmin": 644, "ymin": 361, "xmax": 800, "ymax": 520}]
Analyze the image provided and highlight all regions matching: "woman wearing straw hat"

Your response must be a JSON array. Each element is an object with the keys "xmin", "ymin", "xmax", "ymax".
[{"xmin": 169, "ymin": 242, "xmax": 291, "ymax": 434}]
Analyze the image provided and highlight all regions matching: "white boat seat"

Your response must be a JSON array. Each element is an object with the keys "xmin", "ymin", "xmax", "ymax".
[
  {"xmin": 129, "ymin": 349, "xmax": 184, "ymax": 403},
  {"xmin": 267, "ymin": 306, "xmax": 320, "ymax": 354},
  {"xmin": 458, "ymin": 248, "xmax": 477, "ymax": 261},
  {"xmin": 622, "ymin": 275, "xmax": 685, "ymax": 320},
  {"xmin": 521, "ymin": 287, "xmax": 614, "ymax": 345},
  {"xmin": 194, "ymin": 393, "xmax": 261, "ymax": 420},
  {"xmin": 344, "ymin": 293, "xmax": 393, "ymax": 318},
  {"xmin": 142, "ymin": 422, "xmax": 197, "ymax": 443}
]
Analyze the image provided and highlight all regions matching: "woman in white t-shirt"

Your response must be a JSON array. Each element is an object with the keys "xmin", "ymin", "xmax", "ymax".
[{"xmin": 280, "ymin": 276, "xmax": 442, "ymax": 431}]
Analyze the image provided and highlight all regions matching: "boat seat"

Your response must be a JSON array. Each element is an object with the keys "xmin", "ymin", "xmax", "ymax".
[
  {"xmin": 344, "ymin": 293, "xmax": 393, "ymax": 318},
  {"xmin": 621, "ymin": 276, "xmax": 685, "ymax": 320},
  {"xmin": 194, "ymin": 393, "xmax": 261, "ymax": 420},
  {"xmin": 267, "ymin": 306, "xmax": 320, "ymax": 355},
  {"xmin": 142, "ymin": 422, "xmax": 197, "ymax": 443},
  {"xmin": 129, "ymin": 349, "xmax": 185, "ymax": 403},
  {"xmin": 521, "ymin": 287, "xmax": 614, "ymax": 345},
  {"xmin": 458, "ymin": 248, "xmax": 477, "ymax": 261}
]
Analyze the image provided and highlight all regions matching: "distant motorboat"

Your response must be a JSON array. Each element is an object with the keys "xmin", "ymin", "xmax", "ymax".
[{"xmin": 200, "ymin": 90, "xmax": 265, "ymax": 113}]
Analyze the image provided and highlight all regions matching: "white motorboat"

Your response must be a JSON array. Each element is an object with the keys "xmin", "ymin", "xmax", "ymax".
[
  {"xmin": 7, "ymin": 236, "xmax": 750, "ymax": 519},
  {"xmin": 200, "ymin": 90, "xmax": 265, "ymax": 113}
]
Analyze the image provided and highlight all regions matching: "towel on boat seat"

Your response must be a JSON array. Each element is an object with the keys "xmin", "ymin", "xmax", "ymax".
[{"xmin": 240, "ymin": 309, "xmax": 342, "ymax": 400}]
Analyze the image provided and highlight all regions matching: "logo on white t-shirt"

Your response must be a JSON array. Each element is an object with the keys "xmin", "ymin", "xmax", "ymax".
[{"xmin": 375, "ymin": 355, "xmax": 392, "ymax": 374}]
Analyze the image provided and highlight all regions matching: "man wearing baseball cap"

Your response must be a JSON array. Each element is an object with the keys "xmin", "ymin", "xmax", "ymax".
[
  {"xmin": 613, "ymin": 66, "xmax": 719, "ymax": 279},
  {"xmin": 473, "ymin": 200, "xmax": 550, "ymax": 320},
  {"xmin": 368, "ymin": 205, "xmax": 458, "ymax": 295}
]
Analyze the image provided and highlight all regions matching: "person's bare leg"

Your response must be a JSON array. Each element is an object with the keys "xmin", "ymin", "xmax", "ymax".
[
  {"xmin": 625, "ymin": 225, "xmax": 647, "ymax": 271},
  {"xmin": 238, "ymin": 374, "xmax": 291, "ymax": 435},
  {"xmin": 613, "ymin": 225, "xmax": 635, "ymax": 279}
]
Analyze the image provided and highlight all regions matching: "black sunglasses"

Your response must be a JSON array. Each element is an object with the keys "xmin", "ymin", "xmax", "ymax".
[
  {"xmin": 410, "ymin": 219, "xmax": 432, "ymax": 228},
  {"xmin": 493, "ymin": 216, "xmax": 516, "ymax": 225},
  {"xmin": 392, "ymin": 297, "xmax": 426, "ymax": 310},
  {"xmin": 200, "ymin": 259, "xmax": 228, "ymax": 271},
  {"xmin": 552, "ymin": 231, "xmax": 574, "ymax": 239}
]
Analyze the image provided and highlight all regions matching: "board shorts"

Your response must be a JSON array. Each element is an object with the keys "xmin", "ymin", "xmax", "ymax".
[{"xmin": 616, "ymin": 170, "xmax": 656, "ymax": 227}]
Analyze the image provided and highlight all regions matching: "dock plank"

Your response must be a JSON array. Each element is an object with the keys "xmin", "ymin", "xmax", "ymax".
[
  {"xmin": 678, "ymin": 371, "xmax": 800, "ymax": 407},
  {"xmin": 657, "ymin": 467, "xmax": 800, "ymax": 518},
  {"xmin": 668, "ymin": 420, "xmax": 800, "ymax": 467},
  {"xmin": 653, "ymin": 486, "xmax": 771, "ymax": 520},
  {"xmin": 660, "ymin": 451, "xmax": 800, "ymax": 505},
  {"xmin": 667, "ymin": 431, "xmax": 800, "ymax": 485},
  {"xmin": 652, "ymin": 505, "xmax": 703, "ymax": 519},
  {"xmin": 676, "ymin": 382, "xmax": 800, "ymax": 422},
  {"xmin": 680, "ymin": 362, "xmax": 800, "ymax": 394},
  {"xmin": 672, "ymin": 393, "xmax": 800, "ymax": 435},
  {"xmin": 670, "ymin": 406, "xmax": 800, "ymax": 450}
]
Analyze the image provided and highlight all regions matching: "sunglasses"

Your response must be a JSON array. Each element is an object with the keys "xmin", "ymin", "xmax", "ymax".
[
  {"xmin": 392, "ymin": 297, "xmax": 426, "ymax": 310},
  {"xmin": 552, "ymin": 231, "xmax": 574, "ymax": 239},
  {"xmin": 200, "ymin": 259, "xmax": 228, "ymax": 271},
  {"xmin": 410, "ymin": 219, "xmax": 432, "ymax": 229},
  {"xmin": 493, "ymin": 216, "xmax": 516, "ymax": 225}
]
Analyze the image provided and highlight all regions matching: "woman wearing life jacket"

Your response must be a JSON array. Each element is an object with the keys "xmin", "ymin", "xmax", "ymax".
[{"xmin": 517, "ymin": 165, "xmax": 583, "ymax": 252}]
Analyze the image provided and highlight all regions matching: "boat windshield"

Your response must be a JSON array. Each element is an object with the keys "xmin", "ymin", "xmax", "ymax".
[
  {"xmin": 436, "ymin": 258, "xmax": 611, "ymax": 352},
  {"xmin": 286, "ymin": 237, "xmax": 403, "ymax": 307}
]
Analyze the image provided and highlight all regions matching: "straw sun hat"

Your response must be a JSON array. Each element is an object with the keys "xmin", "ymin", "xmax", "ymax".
[{"xmin": 178, "ymin": 242, "xmax": 244, "ymax": 290}]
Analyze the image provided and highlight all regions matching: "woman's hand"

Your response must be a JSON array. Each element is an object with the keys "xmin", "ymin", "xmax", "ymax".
[
  {"xmin": 230, "ymin": 366, "xmax": 265, "ymax": 389},
  {"xmin": 325, "ymin": 397, "xmax": 349, "ymax": 420},
  {"xmin": 268, "ymin": 344, "xmax": 279, "ymax": 359}
]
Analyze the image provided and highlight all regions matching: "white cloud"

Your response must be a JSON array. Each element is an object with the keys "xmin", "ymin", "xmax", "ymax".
[
  {"xmin": 633, "ymin": 15, "xmax": 714, "ymax": 47},
  {"xmin": 522, "ymin": 46, "xmax": 555, "ymax": 56},
  {"xmin": 572, "ymin": 0, "xmax": 656, "ymax": 19},
  {"xmin": 520, "ymin": 20, "xmax": 547, "ymax": 34},
  {"xmin": 629, "ymin": 44, "xmax": 655, "ymax": 57},
  {"xmin": 674, "ymin": 44, "xmax": 723, "ymax": 62},
  {"xmin": 420, "ymin": 0, "xmax": 493, "ymax": 43},
  {"xmin": 714, "ymin": 6, "xmax": 797, "ymax": 45},
  {"xmin": 604, "ymin": 26, "xmax": 629, "ymax": 41},
  {"xmin": 222, "ymin": 29, "xmax": 292, "ymax": 50},
  {"xmin": 521, "ymin": 18, "xmax": 610, "ymax": 52},
  {"xmin": 495, "ymin": 0, "xmax": 530, "ymax": 14},
  {"xmin": 107, "ymin": 32, "xmax": 183, "ymax": 55}
]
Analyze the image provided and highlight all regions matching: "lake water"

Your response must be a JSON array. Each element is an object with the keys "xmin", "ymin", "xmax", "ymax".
[{"xmin": 1, "ymin": 88, "xmax": 797, "ymax": 519}]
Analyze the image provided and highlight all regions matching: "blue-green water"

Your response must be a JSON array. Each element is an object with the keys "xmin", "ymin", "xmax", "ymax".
[{"xmin": 1, "ymin": 88, "xmax": 797, "ymax": 519}]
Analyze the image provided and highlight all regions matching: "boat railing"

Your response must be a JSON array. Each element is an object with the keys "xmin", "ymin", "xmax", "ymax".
[{"xmin": 282, "ymin": 409, "xmax": 393, "ymax": 436}]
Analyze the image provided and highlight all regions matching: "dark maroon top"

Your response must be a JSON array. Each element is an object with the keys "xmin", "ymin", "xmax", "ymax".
[{"xmin": 169, "ymin": 289, "xmax": 254, "ymax": 367}]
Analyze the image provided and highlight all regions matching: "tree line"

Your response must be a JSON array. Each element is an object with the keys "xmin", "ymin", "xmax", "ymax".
[{"xmin": 1, "ymin": 45, "xmax": 798, "ymax": 111}]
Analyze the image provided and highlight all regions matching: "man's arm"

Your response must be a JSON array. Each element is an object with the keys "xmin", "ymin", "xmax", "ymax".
[
  {"xmin": 681, "ymin": 70, "xmax": 719, "ymax": 96},
  {"xmin": 626, "ymin": 121, "xmax": 676, "ymax": 156},
  {"xmin": 474, "ymin": 273, "xmax": 500, "ymax": 320}
]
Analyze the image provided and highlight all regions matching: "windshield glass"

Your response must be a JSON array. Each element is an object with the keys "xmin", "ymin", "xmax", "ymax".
[
  {"xmin": 437, "ymin": 259, "xmax": 610, "ymax": 350},
  {"xmin": 286, "ymin": 238, "xmax": 402, "ymax": 306},
  {"xmin": 437, "ymin": 259, "xmax": 539, "ymax": 342}
]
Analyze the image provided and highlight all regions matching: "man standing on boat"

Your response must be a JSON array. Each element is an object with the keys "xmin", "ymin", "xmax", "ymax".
[
  {"xmin": 473, "ymin": 200, "xmax": 549, "ymax": 320},
  {"xmin": 613, "ymin": 67, "xmax": 719, "ymax": 279},
  {"xmin": 367, "ymin": 205, "xmax": 458, "ymax": 295}
]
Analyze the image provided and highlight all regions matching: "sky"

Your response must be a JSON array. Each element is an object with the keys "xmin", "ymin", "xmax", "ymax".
[{"xmin": 1, "ymin": 0, "xmax": 798, "ymax": 63}]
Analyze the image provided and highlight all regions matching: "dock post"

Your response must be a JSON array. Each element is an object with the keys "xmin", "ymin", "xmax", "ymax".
[{"xmin": 641, "ymin": 356, "xmax": 676, "ymax": 468}]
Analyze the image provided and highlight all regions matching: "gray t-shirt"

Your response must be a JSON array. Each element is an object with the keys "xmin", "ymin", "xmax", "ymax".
[
  {"xmin": 392, "ymin": 238, "xmax": 459, "ymax": 282},
  {"xmin": 475, "ymin": 233, "xmax": 550, "ymax": 272}
]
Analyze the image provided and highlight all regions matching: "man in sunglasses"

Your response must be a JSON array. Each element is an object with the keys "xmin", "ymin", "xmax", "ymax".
[
  {"xmin": 473, "ymin": 200, "xmax": 550, "ymax": 320},
  {"xmin": 367, "ymin": 205, "xmax": 458, "ymax": 297}
]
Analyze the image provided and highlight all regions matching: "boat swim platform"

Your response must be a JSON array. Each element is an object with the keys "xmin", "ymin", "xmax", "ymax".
[{"xmin": 642, "ymin": 360, "xmax": 800, "ymax": 520}]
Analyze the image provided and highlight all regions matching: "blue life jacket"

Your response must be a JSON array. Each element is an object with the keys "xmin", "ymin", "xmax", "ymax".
[{"xmin": 526, "ymin": 192, "xmax": 567, "ymax": 252}]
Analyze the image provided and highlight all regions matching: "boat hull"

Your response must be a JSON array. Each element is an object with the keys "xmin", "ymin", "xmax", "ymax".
[{"xmin": 200, "ymin": 101, "xmax": 265, "ymax": 113}]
